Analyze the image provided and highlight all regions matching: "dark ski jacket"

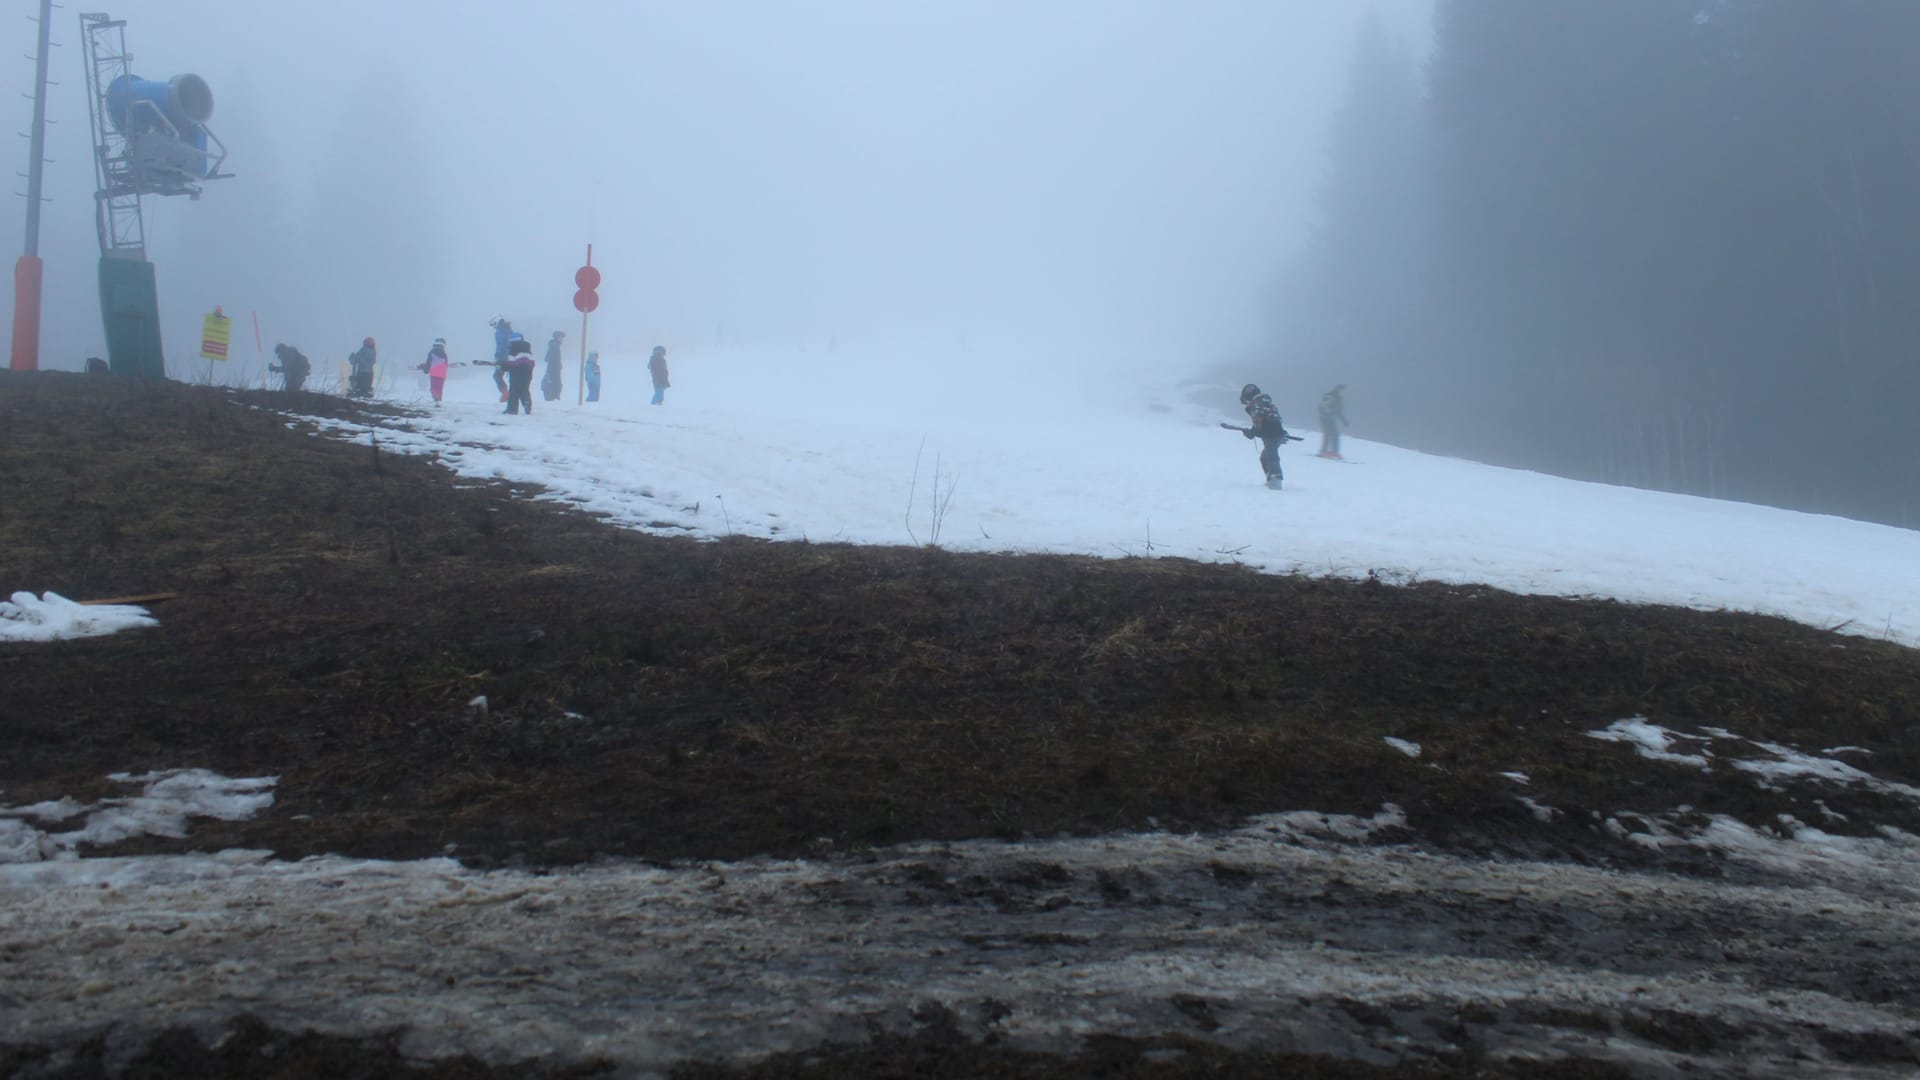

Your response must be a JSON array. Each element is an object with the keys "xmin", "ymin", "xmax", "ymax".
[
  {"xmin": 349, "ymin": 345, "xmax": 376, "ymax": 374},
  {"xmin": 647, "ymin": 348, "xmax": 670, "ymax": 389},
  {"xmin": 1244, "ymin": 392, "xmax": 1288, "ymax": 440},
  {"xmin": 270, "ymin": 345, "xmax": 310, "ymax": 381}
]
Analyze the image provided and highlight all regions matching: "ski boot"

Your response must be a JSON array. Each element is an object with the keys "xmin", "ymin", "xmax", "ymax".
[{"xmin": 1265, "ymin": 473, "xmax": 1283, "ymax": 490}]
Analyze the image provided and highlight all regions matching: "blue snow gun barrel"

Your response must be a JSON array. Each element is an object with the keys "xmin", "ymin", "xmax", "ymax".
[
  {"xmin": 105, "ymin": 73, "xmax": 215, "ymax": 178},
  {"xmin": 106, "ymin": 73, "xmax": 214, "ymax": 133}
]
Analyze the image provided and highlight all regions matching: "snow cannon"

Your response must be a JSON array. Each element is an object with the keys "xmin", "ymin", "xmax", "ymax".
[
  {"xmin": 105, "ymin": 73, "xmax": 216, "ymax": 180},
  {"xmin": 106, "ymin": 73, "xmax": 213, "ymax": 133}
]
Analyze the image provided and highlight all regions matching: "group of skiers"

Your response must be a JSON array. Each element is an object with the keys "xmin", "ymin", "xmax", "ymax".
[
  {"xmin": 264, "ymin": 320, "xmax": 671, "ymax": 413},
  {"xmin": 1230, "ymin": 383, "xmax": 1348, "ymax": 490},
  {"xmin": 483, "ymin": 317, "xmax": 668, "ymax": 415},
  {"xmin": 268, "ymin": 331, "xmax": 1339, "ymax": 491}
]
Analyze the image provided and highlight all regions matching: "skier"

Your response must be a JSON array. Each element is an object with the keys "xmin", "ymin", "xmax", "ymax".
[
  {"xmin": 489, "ymin": 317, "xmax": 513, "ymax": 402},
  {"xmin": 647, "ymin": 345, "xmax": 670, "ymax": 405},
  {"xmin": 1238, "ymin": 383, "xmax": 1295, "ymax": 490},
  {"xmin": 269, "ymin": 344, "xmax": 311, "ymax": 392},
  {"xmin": 420, "ymin": 338, "xmax": 450, "ymax": 406},
  {"xmin": 583, "ymin": 351, "xmax": 602, "ymax": 402},
  {"xmin": 541, "ymin": 330, "xmax": 565, "ymax": 402},
  {"xmin": 347, "ymin": 337, "xmax": 377, "ymax": 398},
  {"xmin": 503, "ymin": 338, "xmax": 537, "ymax": 415},
  {"xmin": 1317, "ymin": 384, "xmax": 1348, "ymax": 459}
]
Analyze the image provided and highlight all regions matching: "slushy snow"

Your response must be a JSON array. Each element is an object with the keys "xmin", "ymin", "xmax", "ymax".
[
  {"xmin": 0, "ymin": 590, "xmax": 156, "ymax": 642},
  {"xmin": 280, "ymin": 342, "xmax": 1919, "ymax": 647}
]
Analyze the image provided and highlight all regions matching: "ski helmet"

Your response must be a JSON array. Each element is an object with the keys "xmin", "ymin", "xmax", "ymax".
[
  {"xmin": 364, "ymin": 337, "xmax": 376, "ymax": 348},
  {"xmin": 1240, "ymin": 383, "xmax": 1261, "ymax": 403}
]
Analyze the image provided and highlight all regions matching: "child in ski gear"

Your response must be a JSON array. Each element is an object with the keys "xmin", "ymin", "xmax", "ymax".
[
  {"xmin": 584, "ymin": 351, "xmax": 602, "ymax": 402},
  {"xmin": 503, "ymin": 338, "xmax": 537, "ymax": 415},
  {"xmin": 270, "ymin": 344, "xmax": 311, "ymax": 392},
  {"xmin": 648, "ymin": 345, "xmax": 670, "ymax": 405},
  {"xmin": 1240, "ymin": 382, "xmax": 1293, "ymax": 489},
  {"xmin": 489, "ymin": 317, "xmax": 513, "ymax": 402},
  {"xmin": 541, "ymin": 331, "xmax": 565, "ymax": 402},
  {"xmin": 347, "ymin": 337, "xmax": 377, "ymax": 398},
  {"xmin": 1317, "ymin": 384, "xmax": 1348, "ymax": 459},
  {"xmin": 421, "ymin": 338, "xmax": 450, "ymax": 405}
]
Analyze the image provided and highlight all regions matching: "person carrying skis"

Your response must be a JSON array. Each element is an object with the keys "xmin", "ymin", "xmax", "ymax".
[
  {"xmin": 584, "ymin": 351, "xmax": 602, "ymax": 402},
  {"xmin": 347, "ymin": 337, "xmax": 378, "ymax": 398},
  {"xmin": 503, "ymin": 338, "xmax": 537, "ymax": 415},
  {"xmin": 647, "ymin": 345, "xmax": 670, "ymax": 405},
  {"xmin": 489, "ymin": 317, "xmax": 513, "ymax": 402},
  {"xmin": 270, "ymin": 344, "xmax": 311, "ymax": 392},
  {"xmin": 541, "ymin": 330, "xmax": 566, "ymax": 402},
  {"xmin": 1317, "ymin": 384, "xmax": 1348, "ymax": 459},
  {"xmin": 420, "ymin": 338, "xmax": 450, "ymax": 405},
  {"xmin": 1238, "ymin": 382, "xmax": 1295, "ymax": 489}
]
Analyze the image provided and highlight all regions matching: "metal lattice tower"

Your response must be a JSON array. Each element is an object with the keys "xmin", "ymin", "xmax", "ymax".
[{"xmin": 78, "ymin": 13, "xmax": 144, "ymax": 258}]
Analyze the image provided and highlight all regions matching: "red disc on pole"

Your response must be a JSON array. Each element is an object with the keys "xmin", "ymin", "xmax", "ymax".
[
  {"xmin": 575, "ymin": 265, "xmax": 601, "ymax": 290},
  {"xmin": 573, "ymin": 288, "xmax": 600, "ymax": 314}
]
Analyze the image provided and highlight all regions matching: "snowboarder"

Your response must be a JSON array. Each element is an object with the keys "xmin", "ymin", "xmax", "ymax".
[
  {"xmin": 541, "ymin": 331, "xmax": 565, "ymax": 402},
  {"xmin": 584, "ymin": 351, "xmax": 602, "ymax": 402},
  {"xmin": 1317, "ymin": 384, "xmax": 1348, "ymax": 459},
  {"xmin": 347, "ymin": 337, "xmax": 377, "ymax": 399},
  {"xmin": 269, "ymin": 344, "xmax": 311, "ymax": 392},
  {"xmin": 489, "ymin": 317, "xmax": 513, "ymax": 402},
  {"xmin": 420, "ymin": 338, "xmax": 450, "ymax": 406},
  {"xmin": 647, "ymin": 345, "xmax": 670, "ymax": 405},
  {"xmin": 503, "ymin": 338, "xmax": 537, "ymax": 415},
  {"xmin": 1237, "ymin": 383, "xmax": 1296, "ymax": 489}
]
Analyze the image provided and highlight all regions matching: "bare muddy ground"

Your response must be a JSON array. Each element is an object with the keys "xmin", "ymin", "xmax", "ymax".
[
  {"xmin": 4, "ymin": 812, "xmax": 1919, "ymax": 1078},
  {"xmin": 3, "ymin": 373, "xmax": 1919, "ymax": 1077}
]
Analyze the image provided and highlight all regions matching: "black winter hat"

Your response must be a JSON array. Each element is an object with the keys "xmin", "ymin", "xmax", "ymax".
[{"xmin": 1240, "ymin": 383, "xmax": 1261, "ymax": 403}]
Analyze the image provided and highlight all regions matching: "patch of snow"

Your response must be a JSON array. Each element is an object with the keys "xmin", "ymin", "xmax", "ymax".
[
  {"xmin": 0, "ymin": 770, "xmax": 277, "ymax": 864},
  {"xmin": 1500, "ymin": 772, "xmax": 1530, "ymax": 784},
  {"xmin": 0, "ymin": 591, "xmax": 157, "ymax": 642},
  {"xmin": 1585, "ymin": 717, "xmax": 1711, "ymax": 770},
  {"xmin": 1517, "ymin": 797, "xmax": 1559, "ymax": 823},
  {"xmin": 267, "ymin": 342, "xmax": 1920, "ymax": 648},
  {"xmin": 1733, "ymin": 742, "xmax": 1920, "ymax": 802},
  {"xmin": 1383, "ymin": 737, "xmax": 1421, "ymax": 758}
]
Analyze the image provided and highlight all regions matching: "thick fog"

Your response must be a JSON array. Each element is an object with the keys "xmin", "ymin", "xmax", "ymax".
[{"xmin": 3, "ymin": 0, "xmax": 1432, "ymax": 380}]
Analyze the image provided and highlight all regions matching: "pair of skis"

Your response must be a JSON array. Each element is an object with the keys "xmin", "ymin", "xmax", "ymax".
[{"xmin": 1218, "ymin": 422, "xmax": 1304, "ymax": 442}]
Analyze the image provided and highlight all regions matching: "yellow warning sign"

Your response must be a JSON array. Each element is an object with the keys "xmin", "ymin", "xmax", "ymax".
[{"xmin": 200, "ymin": 311, "xmax": 232, "ymax": 361}]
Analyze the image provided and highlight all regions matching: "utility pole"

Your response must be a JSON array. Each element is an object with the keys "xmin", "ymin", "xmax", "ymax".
[{"xmin": 11, "ymin": 0, "xmax": 56, "ymax": 371}]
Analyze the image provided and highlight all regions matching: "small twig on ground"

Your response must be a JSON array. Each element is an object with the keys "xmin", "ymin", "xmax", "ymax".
[
  {"xmin": 78, "ymin": 592, "xmax": 178, "ymax": 606},
  {"xmin": 905, "ymin": 436, "xmax": 926, "ymax": 546},
  {"xmin": 928, "ymin": 452, "xmax": 958, "ymax": 547},
  {"xmin": 716, "ymin": 494, "xmax": 732, "ymax": 536}
]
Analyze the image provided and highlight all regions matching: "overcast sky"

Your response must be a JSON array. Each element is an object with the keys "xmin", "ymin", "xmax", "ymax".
[{"xmin": 4, "ymin": 0, "xmax": 1432, "ymax": 372}]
